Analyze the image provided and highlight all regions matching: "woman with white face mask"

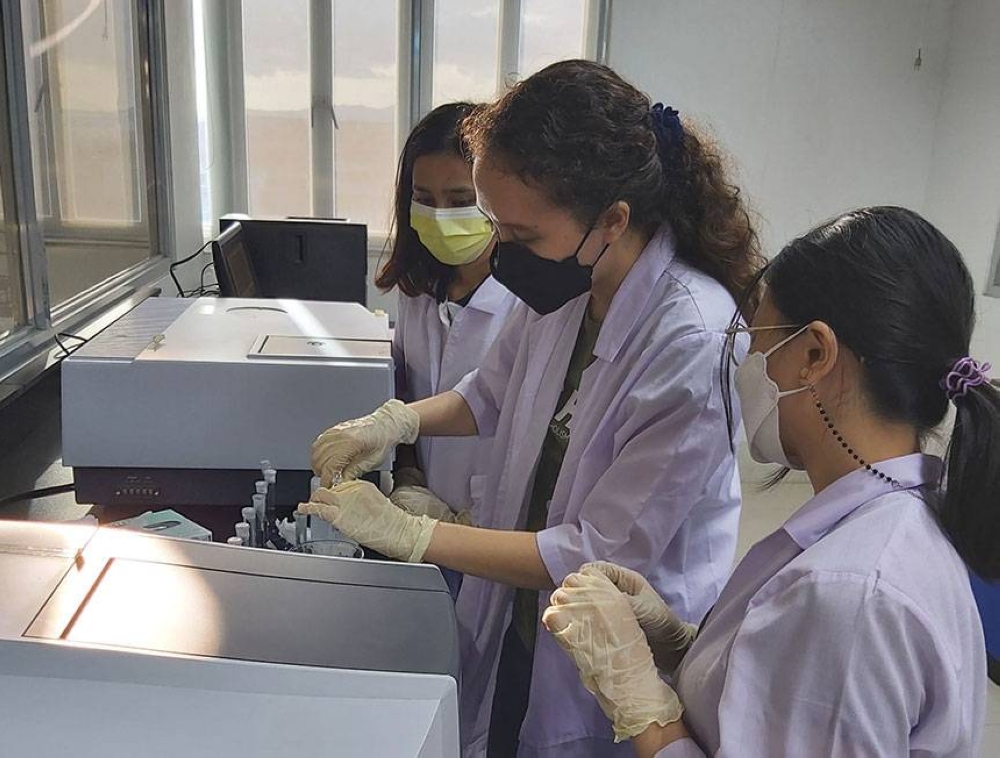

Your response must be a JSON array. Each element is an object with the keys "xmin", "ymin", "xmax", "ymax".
[
  {"xmin": 375, "ymin": 103, "xmax": 517, "ymax": 566},
  {"xmin": 543, "ymin": 206, "xmax": 997, "ymax": 757}
]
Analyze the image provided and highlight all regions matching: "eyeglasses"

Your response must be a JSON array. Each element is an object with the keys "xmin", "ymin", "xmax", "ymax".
[{"xmin": 724, "ymin": 323, "xmax": 804, "ymax": 366}]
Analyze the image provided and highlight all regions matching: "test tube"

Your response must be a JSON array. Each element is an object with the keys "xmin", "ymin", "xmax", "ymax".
[
  {"xmin": 241, "ymin": 507, "xmax": 257, "ymax": 547},
  {"xmin": 235, "ymin": 521, "xmax": 250, "ymax": 546},
  {"xmin": 294, "ymin": 510, "xmax": 307, "ymax": 546},
  {"xmin": 264, "ymin": 469, "xmax": 278, "ymax": 541},
  {"xmin": 252, "ymin": 493, "xmax": 266, "ymax": 548},
  {"xmin": 227, "ymin": 536, "xmax": 243, "ymax": 547}
]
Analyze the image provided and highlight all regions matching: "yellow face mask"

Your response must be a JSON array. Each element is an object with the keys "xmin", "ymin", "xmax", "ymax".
[{"xmin": 410, "ymin": 201, "xmax": 494, "ymax": 266}]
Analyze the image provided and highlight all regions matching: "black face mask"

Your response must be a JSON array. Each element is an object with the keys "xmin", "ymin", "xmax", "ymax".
[{"xmin": 489, "ymin": 227, "xmax": 610, "ymax": 316}]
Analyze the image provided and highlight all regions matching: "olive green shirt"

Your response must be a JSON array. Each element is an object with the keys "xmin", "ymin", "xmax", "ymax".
[{"xmin": 513, "ymin": 309, "xmax": 602, "ymax": 651}]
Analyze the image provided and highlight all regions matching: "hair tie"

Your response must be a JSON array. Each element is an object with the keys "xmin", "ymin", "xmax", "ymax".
[
  {"xmin": 940, "ymin": 356, "xmax": 992, "ymax": 402},
  {"xmin": 650, "ymin": 103, "xmax": 684, "ymax": 161}
]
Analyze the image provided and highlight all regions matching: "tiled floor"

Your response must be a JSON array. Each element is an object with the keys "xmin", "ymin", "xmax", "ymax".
[{"xmin": 739, "ymin": 480, "xmax": 1000, "ymax": 757}]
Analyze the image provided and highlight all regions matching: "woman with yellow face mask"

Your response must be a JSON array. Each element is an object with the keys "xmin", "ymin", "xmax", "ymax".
[{"xmin": 375, "ymin": 103, "xmax": 517, "ymax": 592}]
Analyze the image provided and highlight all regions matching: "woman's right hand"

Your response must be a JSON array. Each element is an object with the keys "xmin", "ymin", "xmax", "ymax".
[
  {"xmin": 581, "ymin": 562, "xmax": 697, "ymax": 676},
  {"xmin": 311, "ymin": 400, "xmax": 420, "ymax": 485}
]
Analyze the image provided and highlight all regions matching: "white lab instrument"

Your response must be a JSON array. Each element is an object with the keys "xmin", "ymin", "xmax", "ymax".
[
  {"xmin": 61, "ymin": 297, "xmax": 394, "ymax": 506},
  {"xmin": 0, "ymin": 519, "xmax": 460, "ymax": 757}
]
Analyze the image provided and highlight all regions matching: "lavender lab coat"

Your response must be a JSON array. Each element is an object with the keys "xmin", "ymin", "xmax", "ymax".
[
  {"xmin": 661, "ymin": 454, "xmax": 987, "ymax": 757},
  {"xmin": 453, "ymin": 225, "xmax": 743, "ymax": 756}
]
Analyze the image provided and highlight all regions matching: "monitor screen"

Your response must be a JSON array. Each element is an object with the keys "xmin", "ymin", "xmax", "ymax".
[
  {"xmin": 214, "ymin": 223, "xmax": 259, "ymax": 297},
  {"xmin": 226, "ymin": 237, "xmax": 257, "ymax": 297}
]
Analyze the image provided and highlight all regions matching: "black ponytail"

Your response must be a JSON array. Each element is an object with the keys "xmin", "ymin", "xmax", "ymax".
[
  {"xmin": 943, "ymin": 381, "xmax": 1000, "ymax": 578},
  {"xmin": 762, "ymin": 206, "xmax": 1000, "ymax": 580}
]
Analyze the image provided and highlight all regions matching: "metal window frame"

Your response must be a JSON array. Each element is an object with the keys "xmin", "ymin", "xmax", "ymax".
[
  {"xmin": 987, "ymin": 214, "xmax": 1000, "ymax": 299},
  {"xmin": 0, "ymin": 0, "xmax": 173, "ymax": 388}
]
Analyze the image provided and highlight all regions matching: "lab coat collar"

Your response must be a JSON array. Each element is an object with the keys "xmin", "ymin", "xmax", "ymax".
[
  {"xmin": 464, "ymin": 275, "xmax": 511, "ymax": 316},
  {"xmin": 783, "ymin": 453, "xmax": 943, "ymax": 551},
  {"xmin": 593, "ymin": 223, "xmax": 677, "ymax": 363}
]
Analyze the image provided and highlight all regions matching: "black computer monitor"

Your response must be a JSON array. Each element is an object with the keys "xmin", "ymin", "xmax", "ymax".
[
  {"xmin": 218, "ymin": 217, "xmax": 368, "ymax": 305},
  {"xmin": 212, "ymin": 222, "xmax": 260, "ymax": 298}
]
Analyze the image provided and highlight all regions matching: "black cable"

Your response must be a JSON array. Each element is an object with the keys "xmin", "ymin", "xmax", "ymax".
[
  {"xmin": 169, "ymin": 240, "xmax": 213, "ymax": 297},
  {"xmin": 0, "ymin": 483, "xmax": 76, "ymax": 508},
  {"xmin": 53, "ymin": 334, "xmax": 71, "ymax": 358},
  {"xmin": 53, "ymin": 331, "xmax": 89, "ymax": 358}
]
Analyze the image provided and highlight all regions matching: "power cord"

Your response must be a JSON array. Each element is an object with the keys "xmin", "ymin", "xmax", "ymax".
[
  {"xmin": 0, "ymin": 483, "xmax": 76, "ymax": 508},
  {"xmin": 169, "ymin": 240, "xmax": 213, "ymax": 297},
  {"xmin": 53, "ymin": 332, "xmax": 88, "ymax": 358}
]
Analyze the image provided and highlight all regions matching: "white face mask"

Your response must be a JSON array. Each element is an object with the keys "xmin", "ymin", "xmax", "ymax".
[{"xmin": 734, "ymin": 325, "xmax": 810, "ymax": 469}]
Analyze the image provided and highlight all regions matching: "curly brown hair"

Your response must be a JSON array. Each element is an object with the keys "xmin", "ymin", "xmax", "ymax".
[{"xmin": 463, "ymin": 60, "xmax": 763, "ymax": 310}]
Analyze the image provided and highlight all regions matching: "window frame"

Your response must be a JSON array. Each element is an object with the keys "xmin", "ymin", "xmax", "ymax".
[{"xmin": 0, "ymin": 0, "xmax": 173, "ymax": 391}]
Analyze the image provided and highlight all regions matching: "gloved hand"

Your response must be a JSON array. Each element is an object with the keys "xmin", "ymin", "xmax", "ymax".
[
  {"xmin": 311, "ymin": 400, "xmax": 420, "ymax": 486},
  {"xmin": 298, "ymin": 480, "xmax": 436, "ymax": 562},
  {"xmin": 542, "ymin": 570, "xmax": 683, "ymax": 742},
  {"xmin": 390, "ymin": 485, "xmax": 473, "ymax": 526},
  {"xmin": 391, "ymin": 466, "xmax": 427, "ymax": 490},
  {"xmin": 581, "ymin": 562, "xmax": 697, "ymax": 675}
]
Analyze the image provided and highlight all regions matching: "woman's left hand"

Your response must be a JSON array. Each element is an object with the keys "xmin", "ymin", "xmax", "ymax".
[
  {"xmin": 542, "ymin": 569, "xmax": 684, "ymax": 742},
  {"xmin": 298, "ymin": 480, "xmax": 437, "ymax": 562}
]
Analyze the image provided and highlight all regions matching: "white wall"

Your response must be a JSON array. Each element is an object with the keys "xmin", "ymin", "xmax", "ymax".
[
  {"xmin": 608, "ymin": 0, "xmax": 954, "ymax": 256},
  {"xmin": 922, "ymin": 0, "xmax": 1000, "ymax": 368}
]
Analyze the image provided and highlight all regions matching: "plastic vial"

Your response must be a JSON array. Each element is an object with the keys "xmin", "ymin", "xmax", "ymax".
[
  {"xmin": 252, "ymin": 493, "xmax": 267, "ymax": 548},
  {"xmin": 241, "ymin": 507, "xmax": 257, "ymax": 547},
  {"xmin": 255, "ymin": 480, "xmax": 268, "ymax": 496},
  {"xmin": 263, "ymin": 469, "xmax": 278, "ymax": 533},
  {"xmin": 227, "ymin": 536, "xmax": 243, "ymax": 547},
  {"xmin": 235, "ymin": 522, "xmax": 251, "ymax": 545},
  {"xmin": 260, "ymin": 459, "xmax": 271, "ymax": 473},
  {"xmin": 310, "ymin": 476, "xmax": 321, "ymax": 495},
  {"xmin": 294, "ymin": 510, "xmax": 307, "ymax": 546}
]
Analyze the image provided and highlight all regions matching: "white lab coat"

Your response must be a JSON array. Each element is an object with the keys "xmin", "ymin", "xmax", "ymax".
[{"xmin": 393, "ymin": 276, "xmax": 517, "ymax": 511}]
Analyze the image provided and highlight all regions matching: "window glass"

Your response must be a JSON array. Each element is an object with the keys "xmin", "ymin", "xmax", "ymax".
[{"xmin": 21, "ymin": 0, "xmax": 153, "ymax": 307}]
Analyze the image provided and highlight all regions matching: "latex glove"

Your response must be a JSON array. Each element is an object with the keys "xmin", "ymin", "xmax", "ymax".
[
  {"xmin": 542, "ymin": 570, "xmax": 683, "ymax": 742},
  {"xmin": 391, "ymin": 466, "xmax": 427, "ymax": 490},
  {"xmin": 311, "ymin": 400, "xmax": 420, "ymax": 485},
  {"xmin": 581, "ymin": 562, "xmax": 697, "ymax": 675},
  {"xmin": 298, "ymin": 480, "xmax": 436, "ymax": 562},
  {"xmin": 390, "ymin": 485, "xmax": 473, "ymax": 526}
]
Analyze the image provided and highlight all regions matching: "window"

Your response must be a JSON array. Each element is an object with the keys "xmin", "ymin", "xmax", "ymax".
[
  {"xmin": 0, "ymin": 0, "xmax": 168, "ymax": 380},
  {"xmin": 989, "ymin": 219, "xmax": 1000, "ymax": 298},
  {"xmin": 201, "ymin": 0, "xmax": 605, "ymax": 242},
  {"xmin": 431, "ymin": 0, "xmax": 501, "ymax": 106},
  {"xmin": 0, "ymin": 147, "xmax": 27, "ymax": 343},
  {"xmin": 518, "ymin": 0, "xmax": 589, "ymax": 78},
  {"xmin": 22, "ymin": 0, "xmax": 158, "ymax": 309},
  {"xmin": 237, "ymin": 0, "xmax": 401, "ymax": 231}
]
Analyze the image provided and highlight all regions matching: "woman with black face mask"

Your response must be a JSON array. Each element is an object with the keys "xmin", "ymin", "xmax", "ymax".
[{"xmin": 302, "ymin": 60, "xmax": 764, "ymax": 757}]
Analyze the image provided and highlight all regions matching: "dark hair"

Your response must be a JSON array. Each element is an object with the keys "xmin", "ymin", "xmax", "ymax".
[
  {"xmin": 762, "ymin": 206, "xmax": 1000, "ymax": 579},
  {"xmin": 376, "ymin": 102, "xmax": 476, "ymax": 299},
  {"xmin": 462, "ymin": 59, "xmax": 764, "ymax": 307}
]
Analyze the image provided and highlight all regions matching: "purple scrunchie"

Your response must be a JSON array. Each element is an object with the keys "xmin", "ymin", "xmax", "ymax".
[
  {"xmin": 650, "ymin": 102, "xmax": 684, "ymax": 159},
  {"xmin": 940, "ymin": 357, "xmax": 992, "ymax": 401}
]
